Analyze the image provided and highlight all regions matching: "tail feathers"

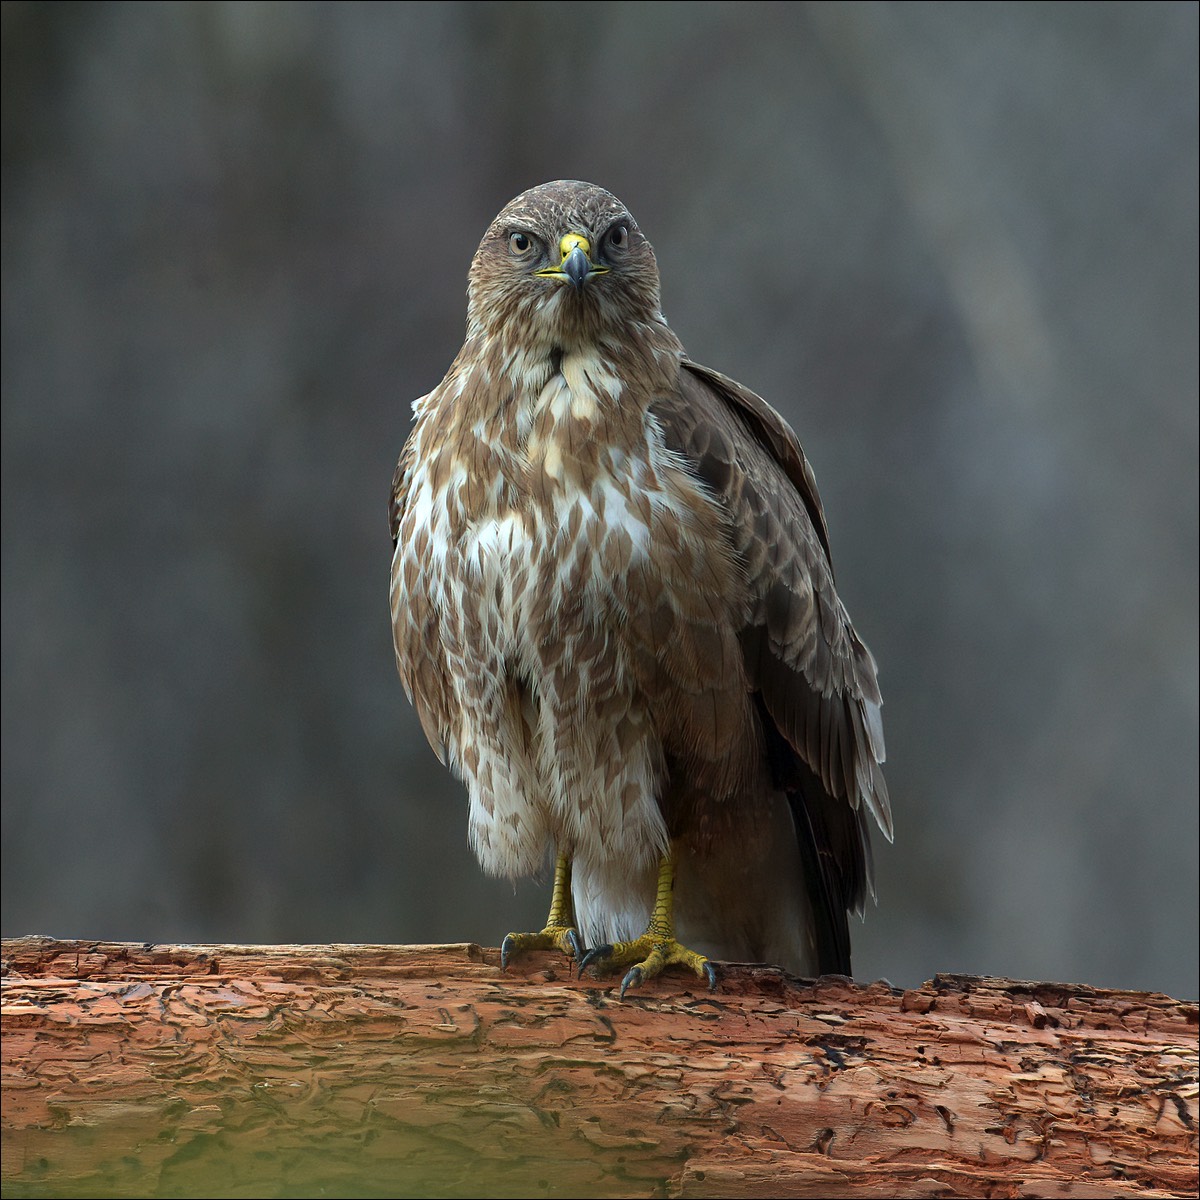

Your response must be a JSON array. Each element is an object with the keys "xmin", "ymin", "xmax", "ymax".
[
  {"xmin": 756, "ymin": 693, "xmax": 868, "ymax": 977},
  {"xmin": 788, "ymin": 783, "xmax": 854, "ymax": 976}
]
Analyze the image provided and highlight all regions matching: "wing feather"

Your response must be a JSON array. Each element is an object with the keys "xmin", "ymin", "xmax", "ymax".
[
  {"xmin": 652, "ymin": 360, "xmax": 892, "ymax": 938},
  {"xmin": 390, "ymin": 423, "xmax": 455, "ymax": 767}
]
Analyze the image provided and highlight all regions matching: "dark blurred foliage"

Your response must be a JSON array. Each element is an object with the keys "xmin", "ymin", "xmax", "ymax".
[{"xmin": 2, "ymin": 1, "xmax": 1196, "ymax": 998}]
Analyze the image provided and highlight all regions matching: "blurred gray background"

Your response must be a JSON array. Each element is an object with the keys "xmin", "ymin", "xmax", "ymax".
[{"xmin": 3, "ymin": 1, "xmax": 1196, "ymax": 1000}]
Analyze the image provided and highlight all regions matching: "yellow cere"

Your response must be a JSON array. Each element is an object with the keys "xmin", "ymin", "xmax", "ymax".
[{"xmin": 559, "ymin": 233, "xmax": 591, "ymax": 261}]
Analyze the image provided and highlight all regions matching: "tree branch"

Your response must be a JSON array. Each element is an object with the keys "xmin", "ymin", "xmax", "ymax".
[{"xmin": 2, "ymin": 937, "xmax": 1196, "ymax": 1197}]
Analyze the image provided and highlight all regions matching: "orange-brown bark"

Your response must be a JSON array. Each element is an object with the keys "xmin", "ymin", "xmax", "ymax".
[{"xmin": 1, "ymin": 937, "xmax": 1196, "ymax": 1198}]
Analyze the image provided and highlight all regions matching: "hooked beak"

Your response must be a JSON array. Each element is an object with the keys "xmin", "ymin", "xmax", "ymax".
[{"xmin": 536, "ymin": 233, "xmax": 608, "ymax": 290}]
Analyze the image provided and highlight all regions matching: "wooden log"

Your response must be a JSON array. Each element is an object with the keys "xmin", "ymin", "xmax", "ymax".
[{"xmin": 1, "ymin": 937, "xmax": 1196, "ymax": 1198}]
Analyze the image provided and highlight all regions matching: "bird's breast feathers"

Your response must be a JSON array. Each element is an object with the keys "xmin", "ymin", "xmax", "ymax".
[
  {"xmin": 398, "ymin": 347, "xmax": 726, "ymax": 648},
  {"xmin": 391, "ymin": 346, "xmax": 746, "ymax": 878}
]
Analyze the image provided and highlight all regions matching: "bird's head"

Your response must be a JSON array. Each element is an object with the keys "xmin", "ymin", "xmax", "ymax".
[{"xmin": 466, "ymin": 180, "xmax": 663, "ymax": 352}]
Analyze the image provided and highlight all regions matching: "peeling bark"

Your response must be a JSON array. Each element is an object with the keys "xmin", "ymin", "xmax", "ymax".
[{"xmin": 1, "ymin": 937, "xmax": 1196, "ymax": 1198}]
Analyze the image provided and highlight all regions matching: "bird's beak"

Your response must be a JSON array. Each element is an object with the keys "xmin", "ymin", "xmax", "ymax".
[{"xmin": 536, "ymin": 233, "xmax": 608, "ymax": 290}]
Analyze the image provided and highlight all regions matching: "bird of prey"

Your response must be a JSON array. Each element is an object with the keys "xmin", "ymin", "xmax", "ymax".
[{"xmin": 390, "ymin": 180, "xmax": 891, "ymax": 994}]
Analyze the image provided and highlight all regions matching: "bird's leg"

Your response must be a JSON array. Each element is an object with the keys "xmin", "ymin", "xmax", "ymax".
[
  {"xmin": 500, "ymin": 854, "xmax": 586, "ymax": 969},
  {"xmin": 579, "ymin": 848, "xmax": 718, "ymax": 997}
]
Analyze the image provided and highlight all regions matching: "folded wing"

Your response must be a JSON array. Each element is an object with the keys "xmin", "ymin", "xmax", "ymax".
[{"xmin": 651, "ymin": 360, "xmax": 892, "ymax": 973}]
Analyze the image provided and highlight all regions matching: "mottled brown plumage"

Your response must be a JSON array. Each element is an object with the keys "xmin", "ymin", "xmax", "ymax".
[{"xmin": 390, "ymin": 180, "xmax": 890, "ymax": 980}]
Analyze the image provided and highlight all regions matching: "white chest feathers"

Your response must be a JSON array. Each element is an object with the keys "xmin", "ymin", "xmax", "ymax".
[{"xmin": 395, "ymin": 351, "xmax": 681, "ymax": 880}]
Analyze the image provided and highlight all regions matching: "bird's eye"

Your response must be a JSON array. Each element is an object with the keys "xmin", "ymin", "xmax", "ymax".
[
  {"xmin": 508, "ymin": 231, "xmax": 534, "ymax": 255},
  {"xmin": 604, "ymin": 223, "xmax": 629, "ymax": 251}
]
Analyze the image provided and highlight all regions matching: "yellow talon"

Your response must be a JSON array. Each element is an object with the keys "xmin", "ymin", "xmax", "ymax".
[
  {"xmin": 578, "ymin": 852, "xmax": 718, "ymax": 995},
  {"xmin": 500, "ymin": 854, "xmax": 585, "ymax": 969}
]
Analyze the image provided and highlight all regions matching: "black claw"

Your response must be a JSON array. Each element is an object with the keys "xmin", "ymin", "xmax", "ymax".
[
  {"xmin": 703, "ymin": 961, "xmax": 719, "ymax": 991},
  {"xmin": 619, "ymin": 966, "xmax": 644, "ymax": 998},
  {"xmin": 500, "ymin": 933, "xmax": 515, "ymax": 971},
  {"xmin": 578, "ymin": 944, "xmax": 612, "ymax": 977},
  {"xmin": 565, "ymin": 928, "xmax": 587, "ymax": 965}
]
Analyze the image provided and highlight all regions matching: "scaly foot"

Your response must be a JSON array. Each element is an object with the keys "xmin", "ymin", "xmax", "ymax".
[
  {"xmin": 577, "ymin": 849, "xmax": 719, "ymax": 996},
  {"xmin": 579, "ymin": 934, "xmax": 717, "ymax": 997},
  {"xmin": 500, "ymin": 853, "xmax": 585, "ymax": 970},
  {"xmin": 500, "ymin": 923, "xmax": 585, "ymax": 970}
]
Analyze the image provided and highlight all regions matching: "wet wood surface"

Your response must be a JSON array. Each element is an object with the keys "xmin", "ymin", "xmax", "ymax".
[{"xmin": 2, "ymin": 937, "xmax": 1197, "ymax": 1197}]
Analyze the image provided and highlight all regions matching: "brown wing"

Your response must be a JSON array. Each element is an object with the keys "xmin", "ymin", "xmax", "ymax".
[
  {"xmin": 389, "ymin": 449, "xmax": 407, "ymax": 549},
  {"xmin": 652, "ymin": 360, "xmax": 891, "ymax": 963},
  {"xmin": 389, "ymin": 426, "xmax": 455, "ymax": 766}
]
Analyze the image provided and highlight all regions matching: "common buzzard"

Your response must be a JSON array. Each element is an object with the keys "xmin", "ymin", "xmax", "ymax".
[{"xmin": 390, "ymin": 180, "xmax": 891, "ymax": 993}]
